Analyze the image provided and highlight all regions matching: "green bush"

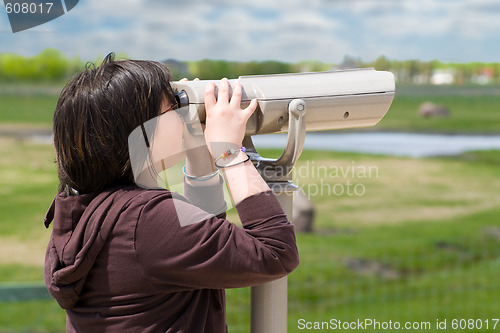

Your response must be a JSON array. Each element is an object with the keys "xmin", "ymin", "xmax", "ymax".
[{"xmin": 0, "ymin": 48, "xmax": 83, "ymax": 83}]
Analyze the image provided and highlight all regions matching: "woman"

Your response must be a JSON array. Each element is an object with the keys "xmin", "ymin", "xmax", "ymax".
[{"xmin": 43, "ymin": 53, "xmax": 299, "ymax": 332}]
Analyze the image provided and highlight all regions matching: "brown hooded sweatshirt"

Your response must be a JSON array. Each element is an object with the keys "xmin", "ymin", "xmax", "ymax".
[{"xmin": 44, "ymin": 184, "xmax": 298, "ymax": 333}]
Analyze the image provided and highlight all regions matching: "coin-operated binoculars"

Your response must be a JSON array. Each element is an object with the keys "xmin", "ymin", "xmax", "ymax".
[{"xmin": 171, "ymin": 68, "xmax": 395, "ymax": 333}]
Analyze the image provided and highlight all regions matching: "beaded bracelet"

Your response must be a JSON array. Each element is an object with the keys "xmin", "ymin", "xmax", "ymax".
[
  {"xmin": 214, "ymin": 146, "xmax": 249, "ymax": 168},
  {"xmin": 215, "ymin": 155, "xmax": 250, "ymax": 168},
  {"xmin": 215, "ymin": 147, "xmax": 247, "ymax": 161},
  {"xmin": 182, "ymin": 165, "xmax": 220, "ymax": 181}
]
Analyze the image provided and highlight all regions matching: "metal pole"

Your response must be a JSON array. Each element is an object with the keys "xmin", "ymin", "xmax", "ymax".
[
  {"xmin": 251, "ymin": 277, "xmax": 288, "ymax": 333},
  {"xmin": 247, "ymin": 98, "xmax": 306, "ymax": 333},
  {"xmin": 251, "ymin": 184, "xmax": 295, "ymax": 333}
]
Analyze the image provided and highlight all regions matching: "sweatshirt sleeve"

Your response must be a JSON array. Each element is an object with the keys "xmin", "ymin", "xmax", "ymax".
[
  {"xmin": 134, "ymin": 190, "xmax": 299, "ymax": 291},
  {"xmin": 182, "ymin": 175, "xmax": 227, "ymax": 217}
]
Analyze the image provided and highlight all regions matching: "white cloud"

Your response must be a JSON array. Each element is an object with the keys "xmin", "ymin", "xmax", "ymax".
[{"xmin": 1, "ymin": 0, "xmax": 499, "ymax": 63}]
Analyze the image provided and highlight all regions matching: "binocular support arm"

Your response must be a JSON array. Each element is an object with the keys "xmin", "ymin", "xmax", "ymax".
[
  {"xmin": 244, "ymin": 99, "xmax": 307, "ymax": 333},
  {"xmin": 244, "ymin": 99, "xmax": 307, "ymax": 182}
]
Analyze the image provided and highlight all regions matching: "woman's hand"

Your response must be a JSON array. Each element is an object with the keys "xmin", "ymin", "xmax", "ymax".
[
  {"xmin": 179, "ymin": 78, "xmax": 216, "ymax": 178},
  {"xmin": 204, "ymin": 78, "xmax": 258, "ymax": 156}
]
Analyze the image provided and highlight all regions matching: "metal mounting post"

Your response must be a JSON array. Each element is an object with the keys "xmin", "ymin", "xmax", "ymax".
[{"xmin": 245, "ymin": 99, "xmax": 307, "ymax": 333}]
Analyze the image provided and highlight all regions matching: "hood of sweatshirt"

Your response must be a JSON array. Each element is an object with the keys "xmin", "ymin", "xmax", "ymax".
[{"xmin": 43, "ymin": 186, "xmax": 141, "ymax": 309}]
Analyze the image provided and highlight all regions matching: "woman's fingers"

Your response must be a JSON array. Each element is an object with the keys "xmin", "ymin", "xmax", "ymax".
[
  {"xmin": 217, "ymin": 78, "xmax": 230, "ymax": 104},
  {"xmin": 206, "ymin": 78, "xmax": 256, "ymax": 120},
  {"xmin": 243, "ymin": 99, "xmax": 258, "ymax": 120},
  {"xmin": 230, "ymin": 80, "xmax": 242, "ymax": 108},
  {"xmin": 204, "ymin": 82, "xmax": 217, "ymax": 110}
]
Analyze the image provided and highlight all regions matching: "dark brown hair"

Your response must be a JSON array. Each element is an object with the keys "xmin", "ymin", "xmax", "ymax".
[{"xmin": 53, "ymin": 53, "xmax": 176, "ymax": 194}]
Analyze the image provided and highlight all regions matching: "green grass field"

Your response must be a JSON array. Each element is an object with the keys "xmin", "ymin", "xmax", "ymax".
[
  {"xmin": 1, "ymin": 136, "xmax": 499, "ymax": 332},
  {"xmin": 1, "ymin": 84, "xmax": 500, "ymax": 332},
  {"xmin": 380, "ymin": 92, "xmax": 500, "ymax": 133},
  {"xmin": 376, "ymin": 84, "xmax": 500, "ymax": 133},
  {"xmin": 1, "ymin": 83, "xmax": 500, "ymax": 133}
]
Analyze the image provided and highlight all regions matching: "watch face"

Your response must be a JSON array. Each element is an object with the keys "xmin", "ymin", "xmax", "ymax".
[{"xmin": 4, "ymin": 0, "xmax": 80, "ymax": 33}]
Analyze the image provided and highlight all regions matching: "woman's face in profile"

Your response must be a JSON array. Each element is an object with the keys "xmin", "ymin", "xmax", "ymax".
[{"xmin": 149, "ymin": 98, "xmax": 186, "ymax": 169}]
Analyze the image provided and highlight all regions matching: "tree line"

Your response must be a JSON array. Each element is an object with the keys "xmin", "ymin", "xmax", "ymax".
[
  {"xmin": 1, "ymin": 49, "xmax": 499, "ymax": 85},
  {"xmin": 0, "ymin": 48, "xmax": 82, "ymax": 82}
]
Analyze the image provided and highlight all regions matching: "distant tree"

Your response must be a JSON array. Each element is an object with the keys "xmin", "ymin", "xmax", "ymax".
[
  {"xmin": 340, "ymin": 55, "xmax": 363, "ymax": 69},
  {"xmin": 0, "ymin": 53, "xmax": 23, "ymax": 81},
  {"xmin": 0, "ymin": 48, "xmax": 83, "ymax": 82},
  {"xmin": 187, "ymin": 59, "xmax": 293, "ymax": 79},
  {"xmin": 188, "ymin": 59, "xmax": 231, "ymax": 79},
  {"xmin": 493, "ymin": 63, "xmax": 500, "ymax": 84},
  {"xmin": 248, "ymin": 60, "xmax": 292, "ymax": 75},
  {"xmin": 34, "ymin": 48, "xmax": 68, "ymax": 80},
  {"xmin": 293, "ymin": 60, "xmax": 332, "ymax": 73},
  {"xmin": 2, "ymin": 48, "xmax": 500, "ymax": 85},
  {"xmin": 406, "ymin": 59, "xmax": 421, "ymax": 83},
  {"xmin": 370, "ymin": 55, "xmax": 391, "ymax": 71},
  {"xmin": 162, "ymin": 59, "xmax": 189, "ymax": 81}
]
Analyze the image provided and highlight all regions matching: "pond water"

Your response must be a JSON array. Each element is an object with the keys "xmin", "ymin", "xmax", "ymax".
[
  {"xmin": 252, "ymin": 132, "xmax": 500, "ymax": 158},
  {"xmin": 28, "ymin": 132, "xmax": 500, "ymax": 158}
]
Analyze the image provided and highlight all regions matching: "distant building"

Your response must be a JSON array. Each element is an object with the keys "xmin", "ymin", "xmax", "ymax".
[
  {"xmin": 430, "ymin": 69, "xmax": 455, "ymax": 85},
  {"xmin": 471, "ymin": 67, "xmax": 494, "ymax": 85}
]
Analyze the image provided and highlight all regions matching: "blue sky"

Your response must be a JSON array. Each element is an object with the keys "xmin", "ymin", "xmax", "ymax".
[{"xmin": 1, "ymin": 0, "xmax": 500, "ymax": 63}]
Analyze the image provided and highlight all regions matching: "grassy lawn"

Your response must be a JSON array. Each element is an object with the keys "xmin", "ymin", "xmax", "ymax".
[
  {"xmin": 1, "ymin": 83, "xmax": 500, "ymax": 133},
  {"xmin": 377, "ymin": 84, "xmax": 500, "ymax": 133},
  {"xmin": 1, "ymin": 83, "xmax": 499, "ymax": 332},
  {"xmin": 0, "ymin": 95, "xmax": 58, "ymax": 126},
  {"xmin": 1, "ymin": 136, "xmax": 499, "ymax": 332}
]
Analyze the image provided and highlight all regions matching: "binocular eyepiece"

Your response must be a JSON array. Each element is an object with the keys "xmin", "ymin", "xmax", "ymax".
[{"xmin": 175, "ymin": 90, "xmax": 189, "ymax": 111}]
